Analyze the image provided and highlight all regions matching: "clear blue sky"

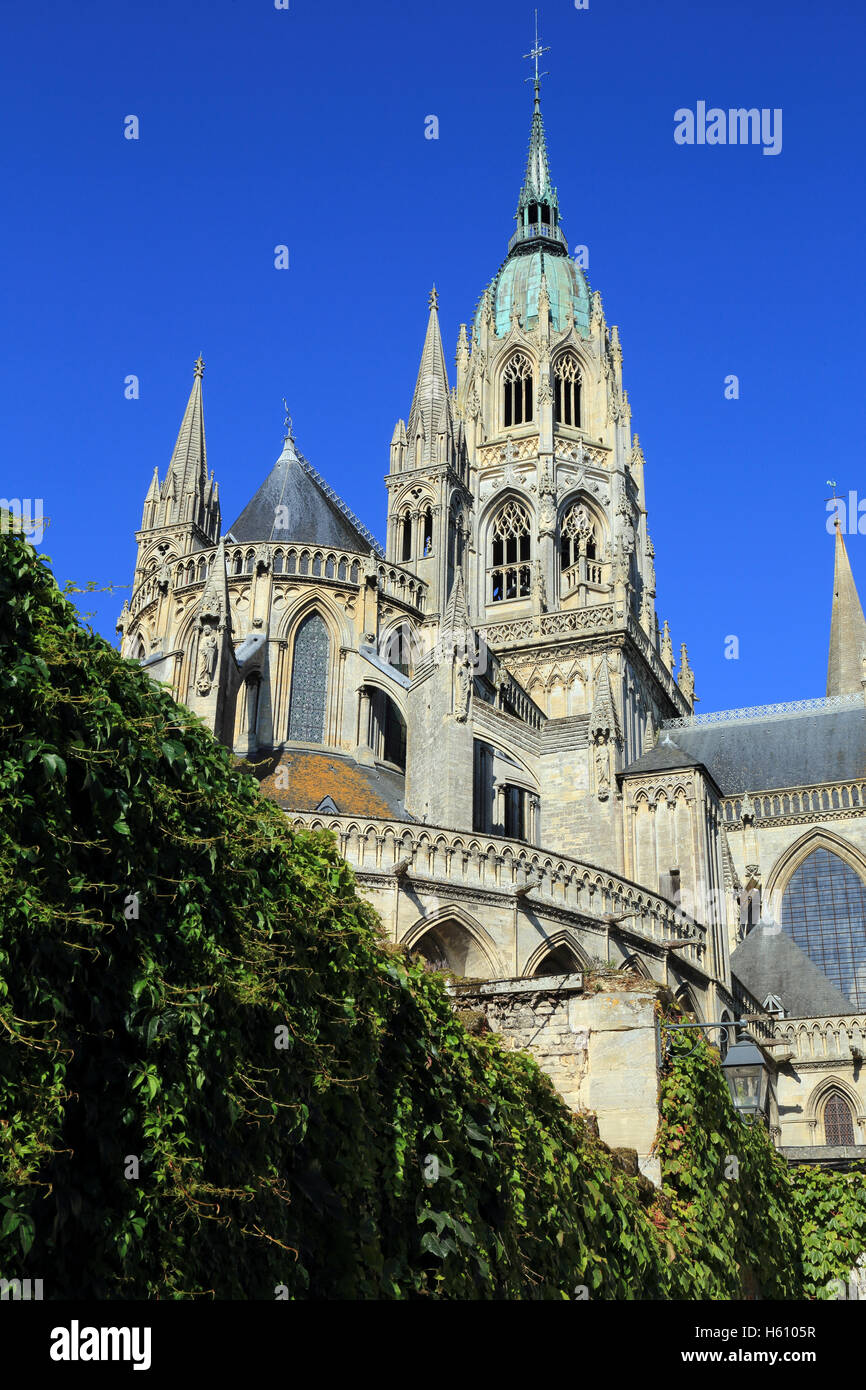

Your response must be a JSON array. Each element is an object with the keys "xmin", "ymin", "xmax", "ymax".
[{"xmin": 2, "ymin": 0, "xmax": 864, "ymax": 713}]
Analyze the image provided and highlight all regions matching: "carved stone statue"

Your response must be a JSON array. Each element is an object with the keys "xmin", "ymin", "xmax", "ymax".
[
  {"xmin": 196, "ymin": 624, "xmax": 219, "ymax": 695},
  {"xmin": 455, "ymin": 655, "xmax": 474, "ymax": 723},
  {"xmin": 594, "ymin": 732, "xmax": 611, "ymax": 799}
]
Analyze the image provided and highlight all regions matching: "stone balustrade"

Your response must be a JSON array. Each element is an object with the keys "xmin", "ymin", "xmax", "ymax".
[
  {"xmin": 722, "ymin": 782, "xmax": 866, "ymax": 825},
  {"xmin": 771, "ymin": 1014, "xmax": 866, "ymax": 1062},
  {"xmin": 130, "ymin": 543, "xmax": 428, "ymax": 620},
  {"xmin": 289, "ymin": 811, "xmax": 707, "ymax": 969}
]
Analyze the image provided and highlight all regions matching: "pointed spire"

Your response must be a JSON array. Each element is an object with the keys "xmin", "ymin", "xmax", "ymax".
[
  {"xmin": 516, "ymin": 76, "xmax": 558, "ymax": 220},
  {"xmin": 661, "ymin": 620, "xmax": 674, "ymax": 670},
  {"xmin": 678, "ymin": 643, "xmax": 695, "ymax": 706},
  {"xmin": 827, "ymin": 521, "xmax": 866, "ymax": 695},
  {"xmin": 140, "ymin": 466, "xmax": 160, "ymax": 528},
  {"xmin": 590, "ymin": 657, "xmax": 620, "ymax": 739},
  {"xmin": 442, "ymin": 568, "xmax": 471, "ymax": 637},
  {"xmin": 406, "ymin": 287, "xmax": 452, "ymax": 470},
  {"xmin": 162, "ymin": 358, "xmax": 208, "ymax": 506}
]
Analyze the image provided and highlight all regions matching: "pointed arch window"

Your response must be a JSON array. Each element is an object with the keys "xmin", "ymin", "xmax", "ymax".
[
  {"xmin": 288, "ymin": 612, "xmax": 329, "ymax": 743},
  {"xmin": 560, "ymin": 502, "xmax": 602, "ymax": 592},
  {"xmin": 422, "ymin": 507, "xmax": 433, "ymax": 556},
  {"xmin": 560, "ymin": 503, "xmax": 598, "ymax": 569},
  {"xmin": 781, "ymin": 847, "xmax": 866, "ymax": 1009},
  {"xmin": 400, "ymin": 511, "xmax": 412, "ymax": 561},
  {"xmin": 490, "ymin": 499, "xmax": 532, "ymax": 603},
  {"xmin": 824, "ymin": 1092, "xmax": 855, "ymax": 1146},
  {"xmin": 503, "ymin": 353, "xmax": 533, "ymax": 428},
  {"xmin": 554, "ymin": 354, "xmax": 582, "ymax": 426}
]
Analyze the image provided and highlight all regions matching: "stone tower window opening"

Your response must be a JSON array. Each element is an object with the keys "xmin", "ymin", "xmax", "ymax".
[
  {"xmin": 287, "ymin": 611, "xmax": 330, "ymax": 744},
  {"xmin": 554, "ymin": 354, "xmax": 582, "ymax": 427},
  {"xmin": 824, "ymin": 1091, "xmax": 855, "ymax": 1146},
  {"xmin": 244, "ymin": 549, "xmax": 255, "ymax": 575},
  {"xmin": 559, "ymin": 502, "xmax": 601, "ymax": 592},
  {"xmin": 422, "ymin": 507, "xmax": 433, "ymax": 556},
  {"xmin": 368, "ymin": 687, "xmax": 407, "ymax": 771},
  {"xmin": 232, "ymin": 550, "xmax": 242, "ymax": 576},
  {"xmin": 273, "ymin": 549, "xmax": 284, "ymax": 573},
  {"xmin": 490, "ymin": 499, "xmax": 532, "ymax": 603},
  {"xmin": 503, "ymin": 352, "xmax": 533, "ymax": 428},
  {"xmin": 400, "ymin": 511, "xmax": 412, "ymax": 560}
]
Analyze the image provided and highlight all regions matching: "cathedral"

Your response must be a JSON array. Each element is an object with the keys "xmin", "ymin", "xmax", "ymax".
[{"xmin": 117, "ymin": 78, "xmax": 866, "ymax": 1166}]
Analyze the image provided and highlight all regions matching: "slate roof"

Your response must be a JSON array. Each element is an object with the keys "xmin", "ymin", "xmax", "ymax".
[
  {"xmin": 731, "ymin": 923, "xmax": 855, "ymax": 1018},
  {"xmin": 249, "ymin": 749, "xmax": 410, "ymax": 821},
  {"xmin": 228, "ymin": 431, "xmax": 374, "ymax": 552},
  {"xmin": 623, "ymin": 701, "xmax": 866, "ymax": 794}
]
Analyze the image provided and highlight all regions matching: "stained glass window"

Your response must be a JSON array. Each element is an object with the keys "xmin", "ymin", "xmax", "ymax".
[
  {"xmin": 824, "ymin": 1092, "xmax": 855, "ymax": 1146},
  {"xmin": 288, "ymin": 612, "xmax": 329, "ymax": 743},
  {"xmin": 781, "ymin": 848, "xmax": 866, "ymax": 1009}
]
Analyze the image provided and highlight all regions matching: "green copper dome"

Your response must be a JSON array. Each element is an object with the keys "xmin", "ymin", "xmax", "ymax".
[{"xmin": 477, "ymin": 246, "xmax": 591, "ymax": 339}]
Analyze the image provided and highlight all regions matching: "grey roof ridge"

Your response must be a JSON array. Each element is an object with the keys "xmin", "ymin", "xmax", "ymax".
[
  {"xmin": 663, "ymin": 691, "xmax": 864, "ymax": 732},
  {"xmin": 291, "ymin": 443, "xmax": 384, "ymax": 556}
]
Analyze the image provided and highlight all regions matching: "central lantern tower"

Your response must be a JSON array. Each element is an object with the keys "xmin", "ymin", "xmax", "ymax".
[{"xmin": 389, "ymin": 71, "xmax": 695, "ymax": 864}]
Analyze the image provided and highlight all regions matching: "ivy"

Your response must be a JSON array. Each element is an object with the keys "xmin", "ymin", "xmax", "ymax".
[{"xmin": 0, "ymin": 528, "xmax": 864, "ymax": 1299}]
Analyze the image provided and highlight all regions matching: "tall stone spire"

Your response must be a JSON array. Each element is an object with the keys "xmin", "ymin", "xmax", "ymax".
[
  {"xmin": 161, "ymin": 356, "xmax": 208, "ymax": 512},
  {"xmin": 826, "ymin": 521, "xmax": 866, "ymax": 696},
  {"xmin": 406, "ymin": 287, "xmax": 452, "ymax": 469}
]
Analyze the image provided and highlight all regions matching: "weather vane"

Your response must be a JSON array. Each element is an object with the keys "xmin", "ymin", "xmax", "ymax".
[
  {"xmin": 523, "ymin": 9, "xmax": 550, "ymax": 91},
  {"xmin": 282, "ymin": 397, "xmax": 293, "ymax": 439}
]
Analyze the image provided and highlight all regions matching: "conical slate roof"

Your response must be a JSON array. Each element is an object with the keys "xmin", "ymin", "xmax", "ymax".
[
  {"xmin": 228, "ymin": 429, "xmax": 375, "ymax": 552},
  {"xmin": 731, "ymin": 922, "xmax": 855, "ymax": 1018},
  {"xmin": 827, "ymin": 521, "xmax": 866, "ymax": 696}
]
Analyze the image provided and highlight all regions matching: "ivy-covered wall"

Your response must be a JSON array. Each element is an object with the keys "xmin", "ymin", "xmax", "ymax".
[{"xmin": 1, "ymin": 530, "xmax": 864, "ymax": 1300}]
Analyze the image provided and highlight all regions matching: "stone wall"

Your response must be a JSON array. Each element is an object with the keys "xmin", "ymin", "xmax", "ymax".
[{"xmin": 453, "ymin": 973, "xmax": 663, "ymax": 1184}]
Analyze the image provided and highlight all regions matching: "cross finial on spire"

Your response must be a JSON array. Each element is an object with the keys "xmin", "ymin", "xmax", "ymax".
[
  {"xmin": 282, "ymin": 397, "xmax": 294, "ymax": 440},
  {"xmin": 826, "ymin": 479, "xmax": 840, "ymax": 528},
  {"xmin": 523, "ymin": 9, "xmax": 550, "ymax": 106},
  {"xmin": 428, "ymin": 284, "xmax": 439, "ymax": 311},
  {"xmin": 194, "ymin": 354, "xmax": 205, "ymax": 379}
]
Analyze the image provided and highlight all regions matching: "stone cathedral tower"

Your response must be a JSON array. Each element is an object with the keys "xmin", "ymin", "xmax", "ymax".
[{"xmin": 391, "ymin": 77, "xmax": 694, "ymax": 868}]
